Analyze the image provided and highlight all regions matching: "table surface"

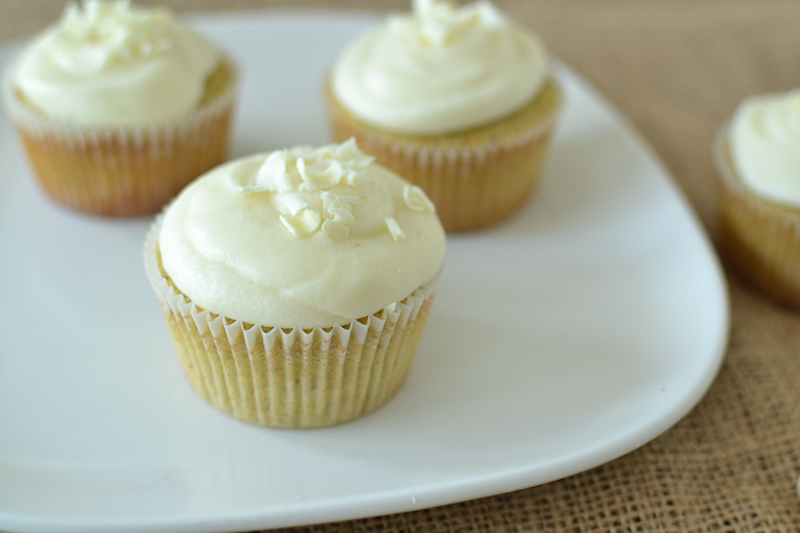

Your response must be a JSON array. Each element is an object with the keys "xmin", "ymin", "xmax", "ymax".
[{"xmin": 1, "ymin": 1, "xmax": 799, "ymax": 531}]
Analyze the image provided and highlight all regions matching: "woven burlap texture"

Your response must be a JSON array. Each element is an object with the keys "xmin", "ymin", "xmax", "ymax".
[{"xmin": 2, "ymin": 1, "xmax": 800, "ymax": 531}]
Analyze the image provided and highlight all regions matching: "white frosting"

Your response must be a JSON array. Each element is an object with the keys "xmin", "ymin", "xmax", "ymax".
[
  {"xmin": 158, "ymin": 140, "xmax": 446, "ymax": 328},
  {"xmin": 330, "ymin": 0, "xmax": 549, "ymax": 136},
  {"xmin": 13, "ymin": 1, "xmax": 221, "ymax": 126},
  {"xmin": 729, "ymin": 89, "xmax": 800, "ymax": 208}
]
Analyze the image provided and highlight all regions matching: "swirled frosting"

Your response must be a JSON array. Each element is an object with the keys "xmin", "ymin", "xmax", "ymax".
[
  {"xmin": 13, "ymin": 0, "xmax": 220, "ymax": 126},
  {"xmin": 330, "ymin": 0, "xmax": 549, "ymax": 136},
  {"xmin": 729, "ymin": 89, "xmax": 800, "ymax": 208},
  {"xmin": 158, "ymin": 140, "xmax": 446, "ymax": 328}
]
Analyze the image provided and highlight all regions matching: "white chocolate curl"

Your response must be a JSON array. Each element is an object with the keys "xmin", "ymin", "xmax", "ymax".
[{"xmin": 404, "ymin": 184, "xmax": 436, "ymax": 213}]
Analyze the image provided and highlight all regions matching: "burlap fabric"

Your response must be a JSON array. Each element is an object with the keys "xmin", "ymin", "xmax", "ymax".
[{"xmin": 2, "ymin": 1, "xmax": 799, "ymax": 531}]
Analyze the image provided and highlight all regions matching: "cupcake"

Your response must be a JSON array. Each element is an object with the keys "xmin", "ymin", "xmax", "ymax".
[
  {"xmin": 144, "ymin": 140, "xmax": 446, "ymax": 428},
  {"xmin": 325, "ymin": 0, "xmax": 562, "ymax": 232},
  {"xmin": 3, "ymin": 0, "xmax": 236, "ymax": 217},
  {"xmin": 715, "ymin": 88, "xmax": 800, "ymax": 307}
]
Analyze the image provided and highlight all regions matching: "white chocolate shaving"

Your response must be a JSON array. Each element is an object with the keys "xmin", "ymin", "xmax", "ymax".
[
  {"xmin": 334, "ymin": 138, "xmax": 376, "ymax": 167},
  {"xmin": 327, "ymin": 202, "xmax": 355, "ymax": 226},
  {"xmin": 276, "ymin": 194, "xmax": 321, "ymax": 236},
  {"xmin": 322, "ymin": 220, "xmax": 350, "ymax": 240},
  {"xmin": 297, "ymin": 157, "xmax": 344, "ymax": 189},
  {"xmin": 386, "ymin": 217, "xmax": 407, "ymax": 242},
  {"xmin": 403, "ymin": 185, "xmax": 435, "ymax": 213},
  {"xmin": 227, "ymin": 151, "xmax": 290, "ymax": 193}
]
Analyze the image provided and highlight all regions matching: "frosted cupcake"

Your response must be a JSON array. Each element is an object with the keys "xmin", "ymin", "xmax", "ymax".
[
  {"xmin": 144, "ymin": 140, "xmax": 446, "ymax": 428},
  {"xmin": 326, "ymin": 0, "xmax": 562, "ymax": 232},
  {"xmin": 3, "ymin": 1, "xmax": 236, "ymax": 216},
  {"xmin": 715, "ymin": 89, "xmax": 800, "ymax": 307}
]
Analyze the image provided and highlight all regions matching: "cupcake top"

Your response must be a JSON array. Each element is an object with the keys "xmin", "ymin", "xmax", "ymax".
[
  {"xmin": 330, "ymin": 0, "xmax": 549, "ymax": 136},
  {"xmin": 11, "ymin": 0, "xmax": 220, "ymax": 126},
  {"xmin": 729, "ymin": 89, "xmax": 800, "ymax": 208},
  {"xmin": 158, "ymin": 140, "xmax": 446, "ymax": 328}
]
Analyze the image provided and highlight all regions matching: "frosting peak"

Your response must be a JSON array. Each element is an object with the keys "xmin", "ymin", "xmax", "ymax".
[
  {"xmin": 331, "ymin": 0, "xmax": 549, "ymax": 136},
  {"xmin": 729, "ymin": 89, "xmax": 800, "ymax": 207},
  {"xmin": 51, "ymin": 1, "xmax": 174, "ymax": 73},
  {"xmin": 158, "ymin": 141, "xmax": 446, "ymax": 328},
  {"xmin": 13, "ymin": 0, "xmax": 221, "ymax": 126},
  {"xmin": 406, "ymin": 0, "xmax": 507, "ymax": 48}
]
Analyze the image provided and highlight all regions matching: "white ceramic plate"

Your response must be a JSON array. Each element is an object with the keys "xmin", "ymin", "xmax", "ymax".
[{"xmin": 0, "ymin": 11, "xmax": 729, "ymax": 533}]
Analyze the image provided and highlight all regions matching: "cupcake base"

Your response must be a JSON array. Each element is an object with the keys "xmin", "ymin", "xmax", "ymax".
[
  {"xmin": 4, "ymin": 58, "xmax": 236, "ymax": 217},
  {"xmin": 714, "ymin": 128, "xmax": 800, "ymax": 308},
  {"xmin": 326, "ymin": 77, "xmax": 562, "ymax": 232},
  {"xmin": 144, "ymin": 220, "xmax": 438, "ymax": 428}
]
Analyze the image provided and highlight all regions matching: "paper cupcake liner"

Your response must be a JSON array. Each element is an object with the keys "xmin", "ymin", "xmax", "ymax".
[
  {"xmin": 714, "ymin": 126, "xmax": 800, "ymax": 308},
  {"xmin": 143, "ymin": 216, "xmax": 439, "ymax": 428},
  {"xmin": 3, "ymin": 58, "xmax": 236, "ymax": 217},
  {"xmin": 326, "ymin": 77, "xmax": 562, "ymax": 232}
]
